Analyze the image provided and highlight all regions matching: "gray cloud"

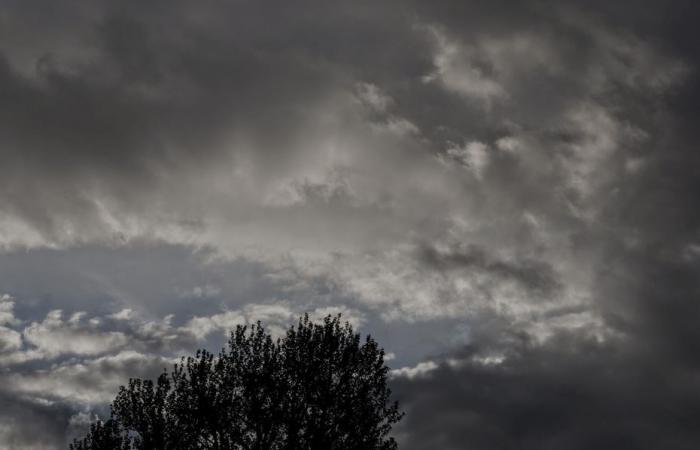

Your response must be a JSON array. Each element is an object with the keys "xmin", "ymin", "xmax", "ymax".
[{"xmin": 0, "ymin": 392, "xmax": 73, "ymax": 450}]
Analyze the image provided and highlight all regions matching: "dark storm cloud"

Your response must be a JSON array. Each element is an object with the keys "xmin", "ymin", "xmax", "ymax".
[
  {"xmin": 389, "ymin": 1, "xmax": 700, "ymax": 447},
  {"xmin": 418, "ymin": 243, "xmax": 561, "ymax": 298},
  {"xmin": 0, "ymin": 0, "xmax": 686, "ymax": 250},
  {"xmin": 392, "ymin": 331, "xmax": 700, "ymax": 450},
  {"xmin": 0, "ymin": 1, "xmax": 330, "ymax": 242},
  {"xmin": 571, "ymin": 152, "xmax": 700, "ymax": 384}
]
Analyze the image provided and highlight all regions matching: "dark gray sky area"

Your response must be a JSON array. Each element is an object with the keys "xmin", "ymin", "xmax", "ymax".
[{"xmin": 1, "ymin": 1, "xmax": 700, "ymax": 448}]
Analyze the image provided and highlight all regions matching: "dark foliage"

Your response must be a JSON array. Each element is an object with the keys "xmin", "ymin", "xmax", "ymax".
[{"xmin": 70, "ymin": 315, "xmax": 403, "ymax": 450}]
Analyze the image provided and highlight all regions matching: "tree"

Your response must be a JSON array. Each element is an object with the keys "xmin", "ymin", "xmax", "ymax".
[{"xmin": 71, "ymin": 314, "xmax": 403, "ymax": 450}]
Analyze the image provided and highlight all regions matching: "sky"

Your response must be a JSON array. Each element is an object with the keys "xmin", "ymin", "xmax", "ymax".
[{"xmin": 1, "ymin": 0, "xmax": 700, "ymax": 448}]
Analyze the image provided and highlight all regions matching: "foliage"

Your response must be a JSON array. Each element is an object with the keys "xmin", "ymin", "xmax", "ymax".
[{"xmin": 70, "ymin": 314, "xmax": 403, "ymax": 450}]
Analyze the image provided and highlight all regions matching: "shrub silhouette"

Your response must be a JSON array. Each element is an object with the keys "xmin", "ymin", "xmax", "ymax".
[{"xmin": 70, "ymin": 314, "xmax": 403, "ymax": 449}]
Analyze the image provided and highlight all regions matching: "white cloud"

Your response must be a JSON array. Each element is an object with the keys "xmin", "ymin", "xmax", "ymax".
[
  {"xmin": 182, "ymin": 302, "xmax": 366, "ymax": 340},
  {"xmin": 0, "ymin": 327, "xmax": 21, "ymax": 353},
  {"xmin": 4, "ymin": 351, "xmax": 175, "ymax": 405},
  {"xmin": 23, "ymin": 310, "xmax": 128, "ymax": 359},
  {"xmin": 0, "ymin": 295, "xmax": 19, "ymax": 327},
  {"xmin": 445, "ymin": 141, "xmax": 490, "ymax": 179},
  {"xmin": 355, "ymin": 82, "xmax": 392, "ymax": 112},
  {"xmin": 391, "ymin": 360, "xmax": 438, "ymax": 379},
  {"xmin": 109, "ymin": 308, "xmax": 134, "ymax": 320},
  {"xmin": 182, "ymin": 310, "xmax": 246, "ymax": 340},
  {"xmin": 424, "ymin": 29, "xmax": 506, "ymax": 104}
]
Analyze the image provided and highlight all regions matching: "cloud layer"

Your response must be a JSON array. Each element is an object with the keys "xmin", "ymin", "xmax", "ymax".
[{"xmin": 1, "ymin": 0, "xmax": 700, "ymax": 448}]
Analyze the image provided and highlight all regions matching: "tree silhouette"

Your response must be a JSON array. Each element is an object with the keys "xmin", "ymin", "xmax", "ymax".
[{"xmin": 70, "ymin": 314, "xmax": 403, "ymax": 450}]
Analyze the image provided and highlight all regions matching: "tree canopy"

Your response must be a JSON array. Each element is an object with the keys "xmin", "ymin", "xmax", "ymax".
[{"xmin": 70, "ymin": 314, "xmax": 403, "ymax": 450}]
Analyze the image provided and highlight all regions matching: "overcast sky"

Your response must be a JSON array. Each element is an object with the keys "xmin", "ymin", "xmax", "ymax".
[{"xmin": 1, "ymin": 1, "xmax": 700, "ymax": 448}]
